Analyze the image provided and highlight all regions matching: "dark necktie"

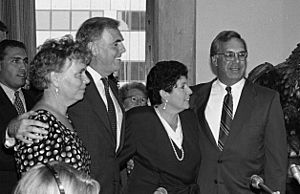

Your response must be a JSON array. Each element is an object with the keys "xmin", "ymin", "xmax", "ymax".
[
  {"xmin": 218, "ymin": 86, "xmax": 233, "ymax": 151},
  {"xmin": 101, "ymin": 78, "xmax": 117, "ymax": 141},
  {"xmin": 14, "ymin": 90, "xmax": 25, "ymax": 115}
]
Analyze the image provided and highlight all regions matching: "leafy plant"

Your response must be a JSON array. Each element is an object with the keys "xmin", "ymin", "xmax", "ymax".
[{"xmin": 248, "ymin": 44, "xmax": 300, "ymax": 157}]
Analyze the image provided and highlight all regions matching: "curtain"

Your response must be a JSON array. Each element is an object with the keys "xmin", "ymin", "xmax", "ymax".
[{"xmin": 0, "ymin": 0, "xmax": 36, "ymax": 60}]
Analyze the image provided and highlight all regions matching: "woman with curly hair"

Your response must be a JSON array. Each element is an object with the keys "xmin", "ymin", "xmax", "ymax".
[
  {"xmin": 14, "ymin": 35, "xmax": 92, "ymax": 176},
  {"xmin": 118, "ymin": 60, "xmax": 201, "ymax": 194}
]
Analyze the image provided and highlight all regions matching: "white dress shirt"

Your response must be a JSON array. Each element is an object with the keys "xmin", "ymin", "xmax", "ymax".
[
  {"xmin": 0, "ymin": 82, "xmax": 27, "ymax": 111},
  {"xmin": 87, "ymin": 66, "xmax": 123, "ymax": 151},
  {"xmin": 154, "ymin": 107, "xmax": 183, "ymax": 149},
  {"xmin": 205, "ymin": 78, "xmax": 245, "ymax": 143}
]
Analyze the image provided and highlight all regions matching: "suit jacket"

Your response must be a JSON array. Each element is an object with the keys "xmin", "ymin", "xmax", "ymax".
[
  {"xmin": 68, "ymin": 72, "xmax": 125, "ymax": 194},
  {"xmin": 0, "ymin": 87, "xmax": 38, "ymax": 194},
  {"xmin": 118, "ymin": 106, "xmax": 201, "ymax": 194},
  {"xmin": 190, "ymin": 79, "xmax": 287, "ymax": 194}
]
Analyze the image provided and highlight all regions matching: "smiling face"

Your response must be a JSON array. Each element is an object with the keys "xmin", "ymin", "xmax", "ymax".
[
  {"xmin": 90, "ymin": 28, "xmax": 126, "ymax": 77},
  {"xmin": 58, "ymin": 59, "xmax": 90, "ymax": 105},
  {"xmin": 0, "ymin": 46, "xmax": 28, "ymax": 90},
  {"xmin": 213, "ymin": 37, "xmax": 247, "ymax": 86},
  {"xmin": 163, "ymin": 76, "xmax": 192, "ymax": 113}
]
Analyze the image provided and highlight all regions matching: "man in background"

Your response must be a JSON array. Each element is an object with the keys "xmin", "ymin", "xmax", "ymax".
[
  {"xmin": 0, "ymin": 40, "xmax": 47, "ymax": 193},
  {"xmin": 190, "ymin": 30, "xmax": 287, "ymax": 194},
  {"xmin": 119, "ymin": 81, "xmax": 147, "ymax": 111}
]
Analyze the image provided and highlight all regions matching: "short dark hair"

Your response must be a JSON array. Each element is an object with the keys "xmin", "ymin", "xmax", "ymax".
[
  {"xmin": 29, "ymin": 35, "xmax": 92, "ymax": 90},
  {"xmin": 0, "ymin": 39, "xmax": 26, "ymax": 61},
  {"xmin": 146, "ymin": 60, "xmax": 188, "ymax": 106},
  {"xmin": 0, "ymin": 21, "xmax": 8, "ymax": 33},
  {"xmin": 119, "ymin": 82, "xmax": 147, "ymax": 103},
  {"xmin": 210, "ymin": 30, "xmax": 247, "ymax": 57},
  {"xmin": 76, "ymin": 17, "xmax": 120, "ymax": 48}
]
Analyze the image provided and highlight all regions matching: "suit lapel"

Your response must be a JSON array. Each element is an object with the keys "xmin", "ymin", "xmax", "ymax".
[
  {"xmin": 85, "ymin": 72, "xmax": 116, "ymax": 144},
  {"xmin": 192, "ymin": 80, "xmax": 219, "ymax": 150},
  {"xmin": 108, "ymin": 78, "xmax": 125, "ymax": 154},
  {"xmin": 225, "ymin": 80, "xmax": 256, "ymax": 147},
  {"xmin": 192, "ymin": 79, "xmax": 257, "ymax": 151},
  {"xmin": 0, "ymin": 86, "xmax": 40, "ymax": 118},
  {"xmin": 0, "ymin": 86, "xmax": 18, "ymax": 117}
]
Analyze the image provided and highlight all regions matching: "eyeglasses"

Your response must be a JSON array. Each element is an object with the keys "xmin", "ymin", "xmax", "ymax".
[
  {"xmin": 216, "ymin": 51, "xmax": 248, "ymax": 61},
  {"xmin": 126, "ymin": 95, "xmax": 147, "ymax": 104},
  {"xmin": 45, "ymin": 163, "xmax": 65, "ymax": 194}
]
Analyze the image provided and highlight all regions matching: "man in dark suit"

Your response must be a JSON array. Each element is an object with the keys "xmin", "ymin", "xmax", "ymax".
[
  {"xmin": 68, "ymin": 17, "xmax": 126, "ymax": 194},
  {"xmin": 0, "ymin": 40, "xmax": 47, "ymax": 193},
  {"xmin": 190, "ymin": 31, "xmax": 287, "ymax": 194}
]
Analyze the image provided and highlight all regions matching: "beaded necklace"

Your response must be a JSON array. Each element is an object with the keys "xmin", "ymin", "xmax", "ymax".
[
  {"xmin": 155, "ymin": 108, "xmax": 184, "ymax": 161},
  {"xmin": 168, "ymin": 136, "xmax": 184, "ymax": 161}
]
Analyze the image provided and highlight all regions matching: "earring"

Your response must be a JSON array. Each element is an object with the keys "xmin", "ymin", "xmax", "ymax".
[{"xmin": 163, "ymin": 99, "xmax": 168, "ymax": 110}]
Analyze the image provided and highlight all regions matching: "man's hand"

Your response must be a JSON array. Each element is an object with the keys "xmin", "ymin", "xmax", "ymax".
[{"xmin": 7, "ymin": 111, "xmax": 49, "ymax": 144}]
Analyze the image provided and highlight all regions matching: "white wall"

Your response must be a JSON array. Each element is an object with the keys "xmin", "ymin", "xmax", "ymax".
[{"xmin": 196, "ymin": 0, "xmax": 300, "ymax": 83}]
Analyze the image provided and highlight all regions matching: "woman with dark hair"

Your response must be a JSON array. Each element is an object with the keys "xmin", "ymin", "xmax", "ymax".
[
  {"xmin": 118, "ymin": 60, "xmax": 201, "ymax": 194},
  {"xmin": 14, "ymin": 35, "xmax": 92, "ymax": 176}
]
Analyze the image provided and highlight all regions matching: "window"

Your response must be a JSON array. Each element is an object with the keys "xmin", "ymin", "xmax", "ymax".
[{"xmin": 35, "ymin": 0, "xmax": 146, "ymax": 82}]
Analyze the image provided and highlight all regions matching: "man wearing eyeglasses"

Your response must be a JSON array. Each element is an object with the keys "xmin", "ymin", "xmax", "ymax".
[
  {"xmin": 119, "ymin": 82, "xmax": 148, "ymax": 112},
  {"xmin": 190, "ymin": 31, "xmax": 287, "ymax": 194}
]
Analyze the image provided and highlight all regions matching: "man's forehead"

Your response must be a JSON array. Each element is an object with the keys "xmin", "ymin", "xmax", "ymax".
[
  {"xmin": 220, "ymin": 38, "xmax": 246, "ymax": 51},
  {"xmin": 102, "ymin": 28, "xmax": 124, "ymax": 41},
  {"xmin": 4, "ymin": 46, "xmax": 27, "ymax": 58},
  {"xmin": 128, "ymin": 88, "xmax": 146, "ymax": 97}
]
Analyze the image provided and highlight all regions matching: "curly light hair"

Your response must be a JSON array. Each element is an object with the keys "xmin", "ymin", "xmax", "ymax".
[{"xmin": 29, "ymin": 35, "xmax": 92, "ymax": 90}]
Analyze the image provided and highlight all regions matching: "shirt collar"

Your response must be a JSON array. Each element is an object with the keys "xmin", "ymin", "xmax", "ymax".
[
  {"xmin": 215, "ymin": 78, "xmax": 245, "ymax": 93},
  {"xmin": 87, "ymin": 66, "xmax": 104, "ymax": 81},
  {"xmin": 0, "ymin": 82, "xmax": 22, "ymax": 103}
]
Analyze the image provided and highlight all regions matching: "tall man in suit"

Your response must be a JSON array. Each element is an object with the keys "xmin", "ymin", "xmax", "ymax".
[
  {"xmin": 68, "ymin": 17, "xmax": 126, "ymax": 194},
  {"xmin": 190, "ymin": 31, "xmax": 287, "ymax": 194},
  {"xmin": 0, "ymin": 40, "xmax": 47, "ymax": 193}
]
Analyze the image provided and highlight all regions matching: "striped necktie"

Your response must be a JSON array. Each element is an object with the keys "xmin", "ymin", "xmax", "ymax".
[
  {"xmin": 218, "ymin": 86, "xmax": 233, "ymax": 151},
  {"xmin": 101, "ymin": 78, "xmax": 117, "ymax": 142},
  {"xmin": 14, "ymin": 90, "xmax": 25, "ymax": 115}
]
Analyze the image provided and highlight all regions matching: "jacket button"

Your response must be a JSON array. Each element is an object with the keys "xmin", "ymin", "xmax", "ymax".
[{"xmin": 214, "ymin": 179, "xmax": 218, "ymax": 184}]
